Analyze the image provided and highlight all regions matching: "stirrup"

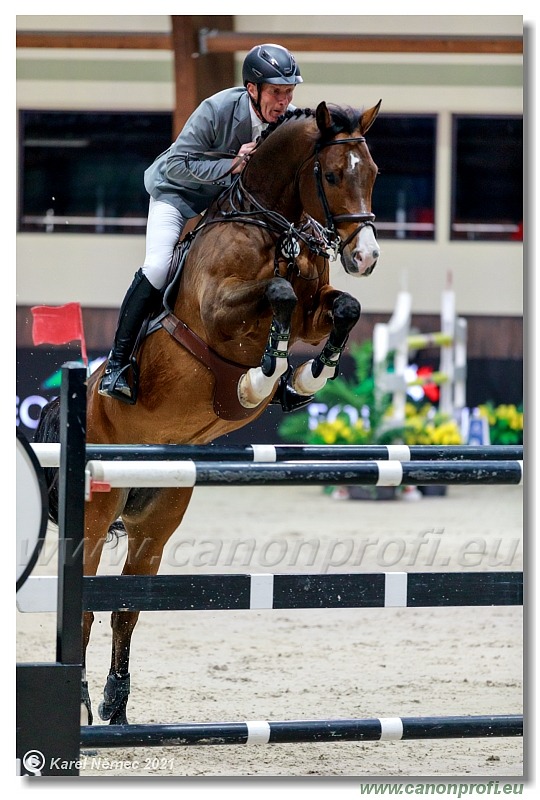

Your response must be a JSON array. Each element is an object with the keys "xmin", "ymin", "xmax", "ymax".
[{"xmin": 99, "ymin": 362, "xmax": 138, "ymax": 405}]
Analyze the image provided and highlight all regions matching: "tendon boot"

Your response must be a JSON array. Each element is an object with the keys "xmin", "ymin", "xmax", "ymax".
[{"xmin": 99, "ymin": 269, "xmax": 162, "ymax": 404}]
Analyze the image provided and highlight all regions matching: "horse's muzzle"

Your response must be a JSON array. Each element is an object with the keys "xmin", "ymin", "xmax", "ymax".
[
  {"xmin": 341, "ymin": 248, "xmax": 379, "ymax": 277},
  {"xmin": 361, "ymin": 259, "xmax": 378, "ymax": 277},
  {"xmin": 340, "ymin": 223, "xmax": 380, "ymax": 276}
]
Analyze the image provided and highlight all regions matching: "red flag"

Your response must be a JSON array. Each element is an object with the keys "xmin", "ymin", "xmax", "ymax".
[{"xmin": 31, "ymin": 302, "xmax": 88, "ymax": 365}]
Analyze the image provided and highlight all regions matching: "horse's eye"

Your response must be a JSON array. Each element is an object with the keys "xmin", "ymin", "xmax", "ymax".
[{"xmin": 325, "ymin": 172, "xmax": 338, "ymax": 186}]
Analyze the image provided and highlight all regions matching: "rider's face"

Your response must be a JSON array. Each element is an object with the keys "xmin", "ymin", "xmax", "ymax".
[{"xmin": 247, "ymin": 83, "xmax": 296, "ymax": 123}]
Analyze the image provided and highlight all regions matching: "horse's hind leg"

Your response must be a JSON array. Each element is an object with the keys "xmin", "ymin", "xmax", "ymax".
[
  {"xmin": 99, "ymin": 608, "xmax": 139, "ymax": 725},
  {"xmin": 238, "ymin": 276, "xmax": 297, "ymax": 407},
  {"xmin": 292, "ymin": 291, "xmax": 361, "ymax": 395},
  {"xmin": 81, "ymin": 496, "xmax": 118, "ymax": 725},
  {"xmin": 99, "ymin": 488, "xmax": 193, "ymax": 725}
]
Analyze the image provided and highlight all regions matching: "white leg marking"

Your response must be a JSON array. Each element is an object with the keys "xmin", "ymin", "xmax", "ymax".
[
  {"xmin": 291, "ymin": 359, "xmax": 337, "ymax": 396},
  {"xmin": 238, "ymin": 358, "xmax": 289, "ymax": 408}
]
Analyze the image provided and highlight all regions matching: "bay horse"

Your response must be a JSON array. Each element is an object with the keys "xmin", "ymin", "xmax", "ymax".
[{"xmin": 35, "ymin": 100, "xmax": 381, "ymax": 725}]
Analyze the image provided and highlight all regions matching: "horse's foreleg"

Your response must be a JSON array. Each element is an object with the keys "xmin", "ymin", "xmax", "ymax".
[
  {"xmin": 292, "ymin": 291, "xmax": 361, "ymax": 395},
  {"xmin": 238, "ymin": 277, "xmax": 297, "ymax": 408}
]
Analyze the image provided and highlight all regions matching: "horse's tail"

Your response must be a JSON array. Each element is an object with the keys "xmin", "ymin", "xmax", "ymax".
[
  {"xmin": 34, "ymin": 397, "xmax": 61, "ymax": 524},
  {"xmin": 34, "ymin": 398, "xmax": 126, "ymax": 541}
]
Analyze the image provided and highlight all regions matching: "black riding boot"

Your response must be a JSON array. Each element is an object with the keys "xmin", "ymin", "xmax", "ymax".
[{"xmin": 99, "ymin": 269, "xmax": 161, "ymax": 404}]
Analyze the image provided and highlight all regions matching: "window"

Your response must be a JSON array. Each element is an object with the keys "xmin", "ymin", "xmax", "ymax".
[
  {"xmin": 451, "ymin": 115, "xmax": 523, "ymax": 241},
  {"xmin": 18, "ymin": 111, "xmax": 173, "ymax": 234},
  {"xmin": 368, "ymin": 115, "xmax": 437, "ymax": 240}
]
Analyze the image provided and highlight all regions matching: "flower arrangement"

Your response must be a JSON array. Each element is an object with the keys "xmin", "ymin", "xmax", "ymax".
[
  {"xmin": 279, "ymin": 340, "xmax": 463, "ymax": 447},
  {"xmin": 477, "ymin": 403, "xmax": 523, "ymax": 445},
  {"xmin": 400, "ymin": 402, "xmax": 462, "ymax": 445},
  {"xmin": 279, "ymin": 340, "xmax": 405, "ymax": 446},
  {"xmin": 279, "ymin": 341, "xmax": 523, "ymax": 451},
  {"xmin": 281, "ymin": 399, "xmax": 463, "ymax": 448}
]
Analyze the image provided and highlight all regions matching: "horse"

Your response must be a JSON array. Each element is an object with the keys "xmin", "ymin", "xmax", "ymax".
[{"xmin": 35, "ymin": 100, "xmax": 381, "ymax": 726}]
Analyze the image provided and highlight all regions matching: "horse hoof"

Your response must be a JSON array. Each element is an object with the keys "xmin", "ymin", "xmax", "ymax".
[
  {"xmin": 98, "ymin": 699, "xmax": 113, "ymax": 721},
  {"xmin": 99, "ymin": 700, "xmax": 129, "ymax": 725},
  {"xmin": 99, "ymin": 673, "xmax": 130, "ymax": 723}
]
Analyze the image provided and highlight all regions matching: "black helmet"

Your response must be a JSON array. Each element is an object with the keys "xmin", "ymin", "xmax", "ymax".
[{"xmin": 242, "ymin": 43, "xmax": 303, "ymax": 86}]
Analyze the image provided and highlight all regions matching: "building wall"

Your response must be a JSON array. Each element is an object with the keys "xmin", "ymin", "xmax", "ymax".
[{"xmin": 15, "ymin": 13, "xmax": 523, "ymax": 376}]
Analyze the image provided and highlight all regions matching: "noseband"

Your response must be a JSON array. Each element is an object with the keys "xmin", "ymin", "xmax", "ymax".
[{"xmin": 314, "ymin": 136, "xmax": 377, "ymax": 255}]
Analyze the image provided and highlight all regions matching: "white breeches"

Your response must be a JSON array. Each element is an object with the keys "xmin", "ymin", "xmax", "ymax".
[{"xmin": 141, "ymin": 198, "xmax": 187, "ymax": 290}]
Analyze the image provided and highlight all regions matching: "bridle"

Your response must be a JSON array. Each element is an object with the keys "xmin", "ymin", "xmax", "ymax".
[
  {"xmin": 312, "ymin": 136, "xmax": 377, "ymax": 257},
  {"xmin": 195, "ymin": 128, "xmax": 377, "ymax": 265}
]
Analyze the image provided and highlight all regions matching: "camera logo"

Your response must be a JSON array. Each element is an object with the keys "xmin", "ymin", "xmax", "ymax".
[{"xmin": 22, "ymin": 750, "xmax": 45, "ymax": 776}]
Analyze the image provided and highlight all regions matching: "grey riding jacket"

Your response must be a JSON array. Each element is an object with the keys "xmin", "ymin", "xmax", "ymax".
[{"xmin": 144, "ymin": 86, "xmax": 293, "ymax": 218}]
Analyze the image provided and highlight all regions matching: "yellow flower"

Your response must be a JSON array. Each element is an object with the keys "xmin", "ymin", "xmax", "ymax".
[
  {"xmin": 511, "ymin": 412, "xmax": 523, "ymax": 431},
  {"xmin": 404, "ymin": 402, "xmax": 417, "ymax": 419}
]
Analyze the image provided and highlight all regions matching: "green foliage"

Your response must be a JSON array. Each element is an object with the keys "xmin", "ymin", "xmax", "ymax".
[
  {"xmin": 478, "ymin": 403, "xmax": 524, "ymax": 445},
  {"xmin": 279, "ymin": 340, "xmax": 405, "ymax": 445},
  {"xmin": 279, "ymin": 340, "xmax": 524, "ymax": 450}
]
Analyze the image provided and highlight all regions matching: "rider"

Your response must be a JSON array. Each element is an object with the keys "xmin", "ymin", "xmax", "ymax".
[{"xmin": 99, "ymin": 43, "xmax": 303, "ymax": 403}]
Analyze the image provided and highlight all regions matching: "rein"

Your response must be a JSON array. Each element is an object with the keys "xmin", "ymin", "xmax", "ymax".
[
  {"xmin": 179, "ymin": 122, "xmax": 377, "ymax": 278},
  {"xmin": 176, "ymin": 150, "xmax": 251, "ymax": 187},
  {"xmin": 215, "ymin": 130, "xmax": 377, "ymax": 264}
]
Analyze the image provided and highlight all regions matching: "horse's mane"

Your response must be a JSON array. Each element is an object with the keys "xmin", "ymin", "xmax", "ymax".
[
  {"xmin": 258, "ymin": 108, "xmax": 315, "ymax": 142},
  {"xmin": 258, "ymin": 104, "xmax": 363, "ymax": 146}
]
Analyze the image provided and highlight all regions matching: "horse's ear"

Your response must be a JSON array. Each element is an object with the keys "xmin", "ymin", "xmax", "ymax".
[
  {"xmin": 315, "ymin": 101, "xmax": 333, "ymax": 135},
  {"xmin": 361, "ymin": 100, "xmax": 382, "ymax": 135}
]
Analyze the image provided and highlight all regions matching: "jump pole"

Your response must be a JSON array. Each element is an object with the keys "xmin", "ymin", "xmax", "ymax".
[
  {"xmin": 439, "ymin": 286, "xmax": 455, "ymax": 416},
  {"xmin": 17, "ymin": 571, "xmax": 523, "ymax": 615},
  {"xmin": 80, "ymin": 715, "xmax": 523, "ymax": 748},
  {"xmin": 84, "ymin": 459, "xmax": 524, "ymax": 496},
  {"xmin": 31, "ymin": 442, "xmax": 523, "ymax": 467}
]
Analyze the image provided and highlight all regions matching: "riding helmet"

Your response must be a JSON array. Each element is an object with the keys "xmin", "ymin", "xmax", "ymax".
[{"xmin": 242, "ymin": 43, "xmax": 303, "ymax": 85}]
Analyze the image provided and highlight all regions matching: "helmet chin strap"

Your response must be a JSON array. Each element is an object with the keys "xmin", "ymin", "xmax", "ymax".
[{"xmin": 249, "ymin": 87, "xmax": 271, "ymax": 124}]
